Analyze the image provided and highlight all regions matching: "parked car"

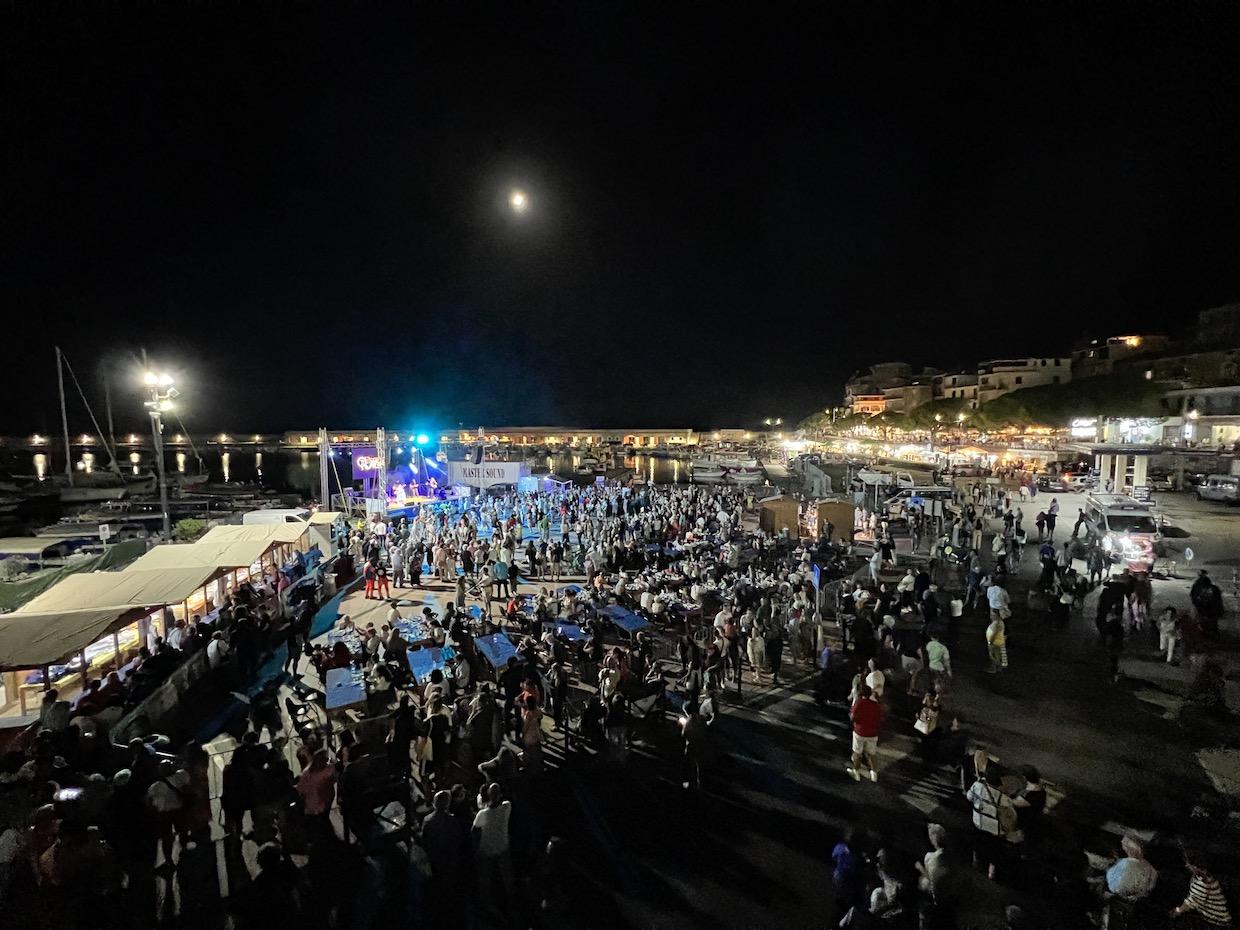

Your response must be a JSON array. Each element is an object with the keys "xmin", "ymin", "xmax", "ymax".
[
  {"xmin": 1147, "ymin": 472, "xmax": 1175, "ymax": 492},
  {"xmin": 1063, "ymin": 475, "xmax": 1095, "ymax": 492},
  {"xmin": 1196, "ymin": 474, "xmax": 1240, "ymax": 504},
  {"xmin": 950, "ymin": 464, "xmax": 987, "ymax": 478},
  {"xmin": 1036, "ymin": 475, "xmax": 1069, "ymax": 493}
]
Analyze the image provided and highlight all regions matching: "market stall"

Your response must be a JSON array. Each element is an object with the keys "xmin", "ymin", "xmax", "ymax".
[
  {"xmin": 801, "ymin": 498, "xmax": 856, "ymax": 542},
  {"xmin": 758, "ymin": 495, "xmax": 801, "ymax": 536},
  {"xmin": 3, "ymin": 564, "xmax": 227, "ymax": 715}
]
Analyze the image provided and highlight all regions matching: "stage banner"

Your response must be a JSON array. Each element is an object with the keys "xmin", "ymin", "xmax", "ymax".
[
  {"xmin": 448, "ymin": 461, "xmax": 531, "ymax": 489},
  {"xmin": 351, "ymin": 446, "xmax": 382, "ymax": 479}
]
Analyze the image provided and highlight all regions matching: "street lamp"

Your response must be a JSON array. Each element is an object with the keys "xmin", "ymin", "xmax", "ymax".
[
  {"xmin": 143, "ymin": 372, "xmax": 178, "ymax": 542},
  {"xmin": 510, "ymin": 190, "xmax": 528, "ymax": 212}
]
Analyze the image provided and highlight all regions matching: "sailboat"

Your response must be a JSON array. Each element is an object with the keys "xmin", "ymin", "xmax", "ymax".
[{"xmin": 47, "ymin": 348, "xmax": 140, "ymax": 504}]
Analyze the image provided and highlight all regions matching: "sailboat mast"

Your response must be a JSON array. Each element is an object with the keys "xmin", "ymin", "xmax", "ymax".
[
  {"xmin": 56, "ymin": 346, "xmax": 74, "ymax": 486},
  {"xmin": 103, "ymin": 371, "xmax": 121, "ymax": 475}
]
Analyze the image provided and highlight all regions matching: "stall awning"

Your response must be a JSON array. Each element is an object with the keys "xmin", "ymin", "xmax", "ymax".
[
  {"xmin": 127, "ymin": 539, "xmax": 273, "ymax": 573},
  {"xmin": 17, "ymin": 566, "xmax": 222, "ymax": 614},
  {"xmin": 308, "ymin": 511, "xmax": 343, "ymax": 525},
  {"xmin": 0, "ymin": 538, "xmax": 61, "ymax": 555},
  {"xmin": 0, "ymin": 607, "xmax": 143, "ymax": 670},
  {"xmin": 198, "ymin": 523, "xmax": 308, "ymax": 546}
]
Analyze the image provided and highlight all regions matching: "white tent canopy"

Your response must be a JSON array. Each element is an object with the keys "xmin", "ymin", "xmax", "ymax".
[
  {"xmin": 17, "ymin": 566, "xmax": 221, "ymax": 614},
  {"xmin": 127, "ymin": 539, "xmax": 271, "ymax": 573},
  {"xmin": 199, "ymin": 523, "xmax": 308, "ymax": 546},
  {"xmin": 0, "ymin": 607, "xmax": 142, "ymax": 669}
]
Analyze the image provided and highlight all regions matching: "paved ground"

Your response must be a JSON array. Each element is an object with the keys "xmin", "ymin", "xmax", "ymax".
[
  {"xmin": 533, "ymin": 490, "xmax": 1240, "ymax": 929},
  {"xmin": 184, "ymin": 491, "xmax": 1240, "ymax": 928}
]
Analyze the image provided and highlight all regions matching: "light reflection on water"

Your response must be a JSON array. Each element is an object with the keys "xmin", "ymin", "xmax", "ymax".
[{"xmin": 9, "ymin": 448, "xmax": 692, "ymax": 494}]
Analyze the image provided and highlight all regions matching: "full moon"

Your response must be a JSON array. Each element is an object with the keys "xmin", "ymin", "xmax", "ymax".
[{"xmin": 509, "ymin": 189, "xmax": 528, "ymax": 212}]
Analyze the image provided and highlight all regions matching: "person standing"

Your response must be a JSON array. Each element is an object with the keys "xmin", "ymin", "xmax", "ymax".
[
  {"xmin": 680, "ymin": 700, "xmax": 710, "ymax": 790},
  {"xmin": 472, "ymin": 784, "xmax": 514, "ymax": 910},
  {"xmin": 985, "ymin": 613, "xmax": 1008, "ymax": 674},
  {"xmin": 547, "ymin": 658, "xmax": 570, "ymax": 731},
  {"xmin": 986, "ymin": 579, "xmax": 1010, "ymax": 623},
  {"xmin": 845, "ymin": 684, "xmax": 883, "ymax": 783},
  {"xmin": 390, "ymin": 544, "xmax": 406, "ymax": 589},
  {"xmin": 924, "ymin": 630, "xmax": 952, "ymax": 693},
  {"xmin": 765, "ymin": 622, "xmax": 785, "ymax": 686},
  {"xmin": 1191, "ymin": 570, "xmax": 1224, "ymax": 639},
  {"xmin": 1102, "ymin": 612, "xmax": 1125, "ymax": 683},
  {"xmin": 1045, "ymin": 498, "xmax": 1059, "ymax": 541},
  {"xmin": 421, "ymin": 790, "xmax": 466, "ymax": 927},
  {"xmin": 967, "ymin": 767, "xmax": 1015, "ymax": 880},
  {"xmin": 1157, "ymin": 607, "xmax": 1181, "ymax": 664}
]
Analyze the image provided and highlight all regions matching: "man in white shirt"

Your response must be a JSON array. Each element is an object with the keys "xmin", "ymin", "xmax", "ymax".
[
  {"xmin": 864, "ymin": 658, "xmax": 886, "ymax": 698},
  {"xmin": 713, "ymin": 605, "xmax": 732, "ymax": 633},
  {"xmin": 472, "ymin": 783, "xmax": 514, "ymax": 905},
  {"xmin": 986, "ymin": 581, "xmax": 1010, "ymax": 621},
  {"xmin": 165, "ymin": 618, "xmax": 187, "ymax": 651},
  {"xmin": 206, "ymin": 632, "xmax": 232, "ymax": 669}
]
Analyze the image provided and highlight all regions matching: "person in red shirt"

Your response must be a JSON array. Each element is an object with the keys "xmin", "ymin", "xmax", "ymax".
[{"xmin": 846, "ymin": 684, "xmax": 884, "ymax": 783}]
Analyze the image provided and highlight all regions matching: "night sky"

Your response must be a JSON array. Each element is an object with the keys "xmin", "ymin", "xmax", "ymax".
[{"xmin": 5, "ymin": 2, "xmax": 1240, "ymax": 436}]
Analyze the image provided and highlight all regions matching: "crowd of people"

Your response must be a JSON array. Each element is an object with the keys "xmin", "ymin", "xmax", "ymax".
[
  {"xmin": 817, "ymin": 471, "xmax": 1236, "ymax": 928},
  {"xmin": 0, "ymin": 468, "xmax": 1234, "ymax": 929}
]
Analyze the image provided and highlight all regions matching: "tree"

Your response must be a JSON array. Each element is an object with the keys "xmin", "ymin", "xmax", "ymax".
[{"xmin": 975, "ymin": 375, "xmax": 1167, "ymax": 427}]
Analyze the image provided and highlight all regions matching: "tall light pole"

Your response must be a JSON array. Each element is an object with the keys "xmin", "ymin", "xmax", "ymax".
[{"xmin": 143, "ymin": 372, "xmax": 177, "ymax": 542}]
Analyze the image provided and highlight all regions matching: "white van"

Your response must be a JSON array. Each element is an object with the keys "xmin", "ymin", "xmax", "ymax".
[
  {"xmin": 1196, "ymin": 474, "xmax": 1240, "ymax": 504},
  {"xmin": 242, "ymin": 507, "xmax": 312, "ymax": 525},
  {"xmin": 1082, "ymin": 494, "xmax": 1159, "ymax": 568}
]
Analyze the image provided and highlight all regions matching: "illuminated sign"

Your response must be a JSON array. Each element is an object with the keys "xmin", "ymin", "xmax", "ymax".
[
  {"xmin": 351, "ymin": 446, "xmax": 380, "ymax": 478},
  {"xmin": 448, "ymin": 461, "xmax": 531, "ymax": 488}
]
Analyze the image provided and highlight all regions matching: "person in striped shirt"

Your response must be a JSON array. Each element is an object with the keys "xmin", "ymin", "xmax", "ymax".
[{"xmin": 1172, "ymin": 850, "xmax": 1232, "ymax": 926}]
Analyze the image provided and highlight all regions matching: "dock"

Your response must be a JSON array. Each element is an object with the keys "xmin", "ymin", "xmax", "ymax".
[{"xmin": 760, "ymin": 460, "xmax": 790, "ymax": 481}]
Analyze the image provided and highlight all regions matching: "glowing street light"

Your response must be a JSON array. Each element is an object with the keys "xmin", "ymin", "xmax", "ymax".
[
  {"xmin": 510, "ymin": 190, "xmax": 528, "ymax": 212},
  {"xmin": 142, "ymin": 370, "xmax": 178, "ymax": 542}
]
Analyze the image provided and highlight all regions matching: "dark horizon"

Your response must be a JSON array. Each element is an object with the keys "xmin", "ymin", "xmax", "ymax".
[{"xmin": 5, "ymin": 3, "xmax": 1240, "ymax": 436}]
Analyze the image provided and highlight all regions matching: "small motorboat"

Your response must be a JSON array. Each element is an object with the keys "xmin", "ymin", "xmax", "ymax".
[{"xmin": 728, "ymin": 467, "xmax": 765, "ymax": 484}]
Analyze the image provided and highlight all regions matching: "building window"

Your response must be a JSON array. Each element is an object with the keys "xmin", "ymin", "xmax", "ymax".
[
  {"xmin": 1054, "ymin": 358, "xmax": 1062, "ymax": 366},
  {"xmin": 1015, "ymin": 376, "xmax": 1023, "ymax": 385},
  {"xmin": 1040, "ymin": 359, "xmax": 1047, "ymax": 367}
]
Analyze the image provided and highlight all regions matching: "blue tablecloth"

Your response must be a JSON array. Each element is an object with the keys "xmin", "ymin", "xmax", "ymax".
[
  {"xmin": 554, "ymin": 584, "xmax": 582, "ymax": 597},
  {"xmin": 554, "ymin": 622, "xmax": 586, "ymax": 642},
  {"xmin": 325, "ymin": 666, "xmax": 367, "ymax": 710},
  {"xmin": 407, "ymin": 645, "xmax": 456, "ymax": 682},
  {"xmin": 474, "ymin": 633, "xmax": 519, "ymax": 669},
  {"xmin": 600, "ymin": 604, "xmax": 650, "ymax": 633}
]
